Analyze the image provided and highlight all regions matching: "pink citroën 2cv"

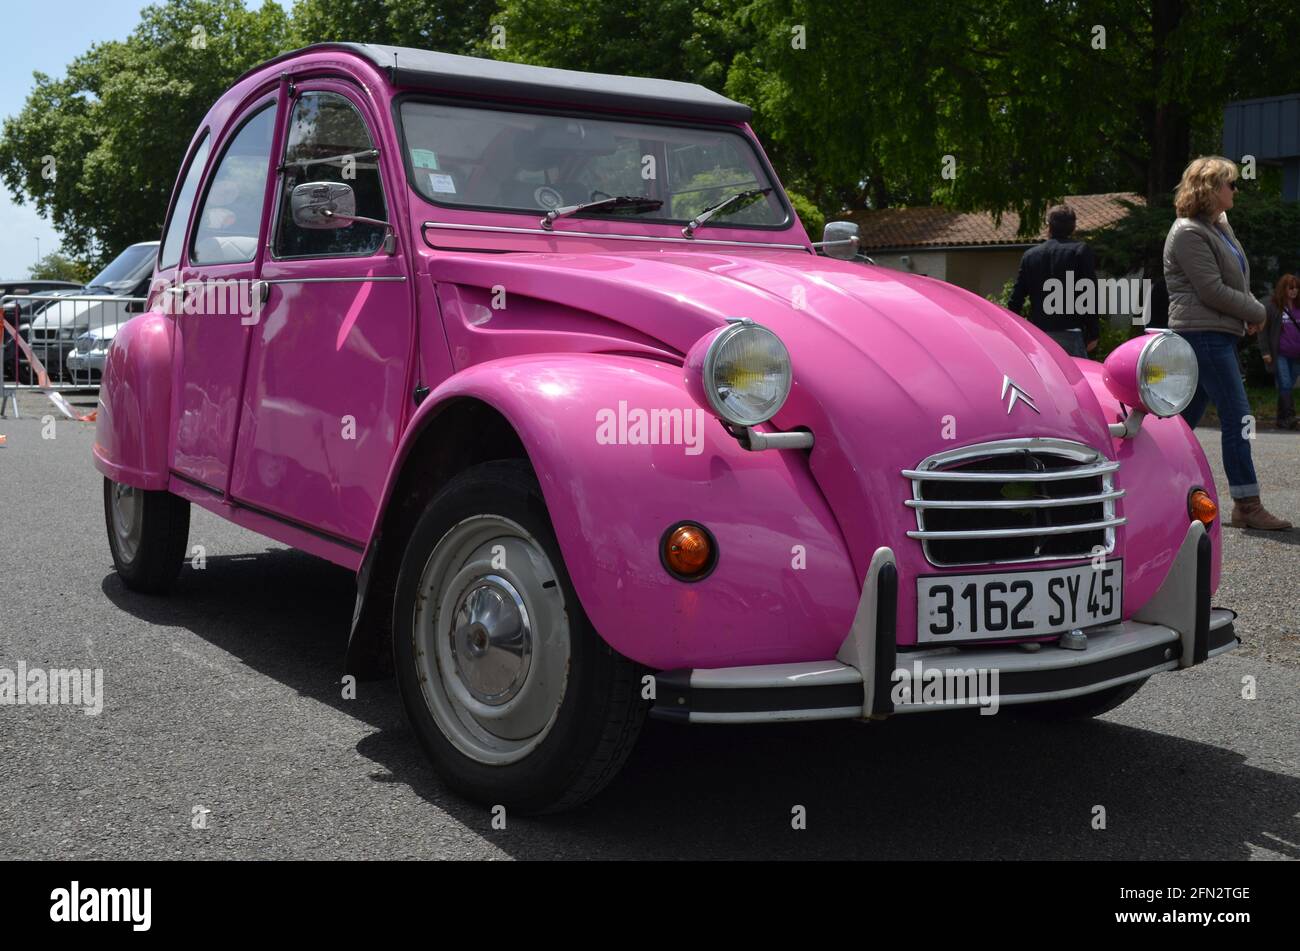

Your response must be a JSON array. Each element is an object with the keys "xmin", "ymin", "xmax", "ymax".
[{"xmin": 95, "ymin": 43, "xmax": 1237, "ymax": 812}]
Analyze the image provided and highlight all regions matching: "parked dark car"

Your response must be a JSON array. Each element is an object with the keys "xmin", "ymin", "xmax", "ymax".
[{"xmin": 2, "ymin": 280, "xmax": 84, "ymax": 384}]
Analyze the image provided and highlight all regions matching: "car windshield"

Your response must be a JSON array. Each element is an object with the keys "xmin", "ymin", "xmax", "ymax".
[
  {"xmin": 398, "ymin": 101, "xmax": 788, "ymax": 228},
  {"xmin": 86, "ymin": 244, "xmax": 156, "ymax": 293}
]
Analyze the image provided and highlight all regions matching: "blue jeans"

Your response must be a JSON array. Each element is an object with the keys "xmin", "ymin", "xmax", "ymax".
[
  {"xmin": 1178, "ymin": 331, "xmax": 1259, "ymax": 499},
  {"xmin": 1275, "ymin": 354, "xmax": 1300, "ymax": 393}
]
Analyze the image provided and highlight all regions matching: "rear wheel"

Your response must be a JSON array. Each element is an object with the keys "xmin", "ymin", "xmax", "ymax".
[
  {"xmin": 103, "ymin": 477, "xmax": 190, "ymax": 593},
  {"xmin": 1009, "ymin": 677, "xmax": 1147, "ymax": 720},
  {"xmin": 393, "ymin": 460, "xmax": 646, "ymax": 814}
]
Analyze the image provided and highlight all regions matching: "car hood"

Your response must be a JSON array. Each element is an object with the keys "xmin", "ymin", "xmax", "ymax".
[{"xmin": 430, "ymin": 247, "xmax": 1114, "ymax": 451}]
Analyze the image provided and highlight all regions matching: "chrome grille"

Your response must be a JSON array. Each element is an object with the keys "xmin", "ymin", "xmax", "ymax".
[{"xmin": 902, "ymin": 438, "xmax": 1125, "ymax": 567}]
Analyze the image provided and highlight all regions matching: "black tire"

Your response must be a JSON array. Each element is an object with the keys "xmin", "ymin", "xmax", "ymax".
[
  {"xmin": 103, "ymin": 477, "xmax": 191, "ymax": 594},
  {"xmin": 1009, "ymin": 677, "xmax": 1147, "ymax": 720},
  {"xmin": 392, "ymin": 460, "xmax": 647, "ymax": 814}
]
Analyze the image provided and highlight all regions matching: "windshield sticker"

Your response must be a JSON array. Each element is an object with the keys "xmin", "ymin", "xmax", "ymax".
[
  {"xmin": 411, "ymin": 148, "xmax": 440, "ymax": 170},
  {"xmin": 425, "ymin": 171, "xmax": 457, "ymax": 194}
]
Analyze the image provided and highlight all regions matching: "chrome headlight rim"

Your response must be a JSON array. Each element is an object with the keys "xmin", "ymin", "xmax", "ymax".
[
  {"xmin": 700, "ymin": 319, "xmax": 792, "ymax": 427},
  {"xmin": 1136, "ymin": 330, "xmax": 1197, "ymax": 417}
]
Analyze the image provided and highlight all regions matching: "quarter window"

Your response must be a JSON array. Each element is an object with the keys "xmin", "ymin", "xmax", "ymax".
[
  {"xmin": 191, "ymin": 105, "xmax": 277, "ymax": 266},
  {"xmin": 159, "ymin": 132, "xmax": 210, "ymax": 269},
  {"xmin": 274, "ymin": 92, "xmax": 387, "ymax": 258}
]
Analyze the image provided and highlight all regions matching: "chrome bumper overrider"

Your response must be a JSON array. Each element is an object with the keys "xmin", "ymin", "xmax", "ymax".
[{"xmin": 652, "ymin": 522, "xmax": 1237, "ymax": 723}]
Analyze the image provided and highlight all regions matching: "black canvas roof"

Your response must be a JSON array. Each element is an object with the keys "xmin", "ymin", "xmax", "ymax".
[{"xmin": 290, "ymin": 43, "xmax": 752, "ymax": 123}]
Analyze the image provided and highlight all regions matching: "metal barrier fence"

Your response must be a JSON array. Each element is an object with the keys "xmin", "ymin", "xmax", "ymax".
[{"xmin": 1, "ymin": 294, "xmax": 146, "ymax": 398}]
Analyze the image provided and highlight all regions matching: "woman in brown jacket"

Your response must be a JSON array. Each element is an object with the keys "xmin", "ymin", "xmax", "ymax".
[{"xmin": 1164, "ymin": 155, "xmax": 1290, "ymax": 530}]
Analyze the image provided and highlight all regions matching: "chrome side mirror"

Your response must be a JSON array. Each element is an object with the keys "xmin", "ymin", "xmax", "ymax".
[
  {"xmin": 814, "ymin": 221, "xmax": 860, "ymax": 260},
  {"xmin": 289, "ymin": 181, "xmax": 396, "ymax": 253},
  {"xmin": 291, "ymin": 182, "xmax": 357, "ymax": 229}
]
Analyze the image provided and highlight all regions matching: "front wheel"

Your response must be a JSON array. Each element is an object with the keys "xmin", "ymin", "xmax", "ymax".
[
  {"xmin": 1009, "ymin": 677, "xmax": 1147, "ymax": 720},
  {"xmin": 103, "ymin": 477, "xmax": 190, "ymax": 593},
  {"xmin": 393, "ymin": 460, "xmax": 646, "ymax": 814}
]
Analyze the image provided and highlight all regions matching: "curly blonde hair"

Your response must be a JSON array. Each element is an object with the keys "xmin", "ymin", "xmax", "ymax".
[{"xmin": 1174, "ymin": 156, "xmax": 1237, "ymax": 218}]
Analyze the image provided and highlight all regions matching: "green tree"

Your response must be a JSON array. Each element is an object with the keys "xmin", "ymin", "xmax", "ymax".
[
  {"xmin": 28, "ymin": 252, "xmax": 91, "ymax": 283},
  {"xmin": 486, "ymin": 0, "xmax": 749, "ymax": 87},
  {"xmin": 785, "ymin": 189, "xmax": 823, "ymax": 237},
  {"xmin": 0, "ymin": 0, "xmax": 294, "ymax": 269},
  {"xmin": 291, "ymin": 0, "xmax": 497, "ymax": 52},
  {"xmin": 723, "ymin": 0, "xmax": 1300, "ymax": 232}
]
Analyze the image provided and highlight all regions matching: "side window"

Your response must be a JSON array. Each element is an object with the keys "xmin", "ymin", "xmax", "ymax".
[
  {"xmin": 275, "ymin": 92, "xmax": 387, "ymax": 258},
  {"xmin": 191, "ymin": 104, "xmax": 277, "ymax": 266},
  {"xmin": 159, "ymin": 132, "xmax": 211, "ymax": 269}
]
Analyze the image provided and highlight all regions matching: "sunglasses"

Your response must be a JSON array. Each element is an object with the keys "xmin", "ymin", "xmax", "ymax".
[{"xmin": 1228, "ymin": 181, "xmax": 1238, "ymax": 191}]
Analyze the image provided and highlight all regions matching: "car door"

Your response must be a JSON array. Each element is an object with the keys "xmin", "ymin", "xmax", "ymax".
[
  {"xmin": 171, "ymin": 98, "xmax": 279, "ymax": 492},
  {"xmin": 228, "ymin": 82, "xmax": 413, "ymax": 545}
]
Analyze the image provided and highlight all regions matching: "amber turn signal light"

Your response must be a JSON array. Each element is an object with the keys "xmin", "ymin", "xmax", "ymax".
[
  {"xmin": 1189, "ymin": 489, "xmax": 1217, "ymax": 525},
  {"xmin": 661, "ymin": 522, "xmax": 717, "ymax": 580}
]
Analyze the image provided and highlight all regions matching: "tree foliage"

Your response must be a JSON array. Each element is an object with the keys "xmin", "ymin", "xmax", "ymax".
[
  {"xmin": 0, "ymin": 0, "xmax": 293, "ymax": 268},
  {"xmin": 4, "ymin": 0, "xmax": 1300, "ymax": 267},
  {"xmin": 722, "ymin": 0, "xmax": 1300, "ymax": 231},
  {"xmin": 486, "ymin": 0, "xmax": 749, "ymax": 87},
  {"xmin": 290, "ymin": 0, "xmax": 496, "ymax": 53},
  {"xmin": 28, "ymin": 252, "xmax": 91, "ymax": 283}
]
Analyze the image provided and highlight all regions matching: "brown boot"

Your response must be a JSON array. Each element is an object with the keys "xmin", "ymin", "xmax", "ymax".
[{"xmin": 1228, "ymin": 496, "xmax": 1293, "ymax": 530}]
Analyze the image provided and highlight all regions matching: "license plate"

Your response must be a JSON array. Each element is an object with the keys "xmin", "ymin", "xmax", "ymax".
[{"xmin": 916, "ymin": 560, "xmax": 1122, "ymax": 644}]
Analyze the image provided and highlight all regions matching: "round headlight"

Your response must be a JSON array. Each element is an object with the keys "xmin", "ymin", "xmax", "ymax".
[
  {"xmin": 699, "ymin": 321, "xmax": 792, "ymax": 427},
  {"xmin": 1137, "ymin": 331, "xmax": 1198, "ymax": 416}
]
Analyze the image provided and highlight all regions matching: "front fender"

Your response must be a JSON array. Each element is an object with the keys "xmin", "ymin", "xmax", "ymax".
[
  {"xmin": 1078, "ymin": 360, "xmax": 1223, "ymax": 604},
  {"xmin": 92, "ymin": 312, "xmax": 174, "ymax": 490},
  {"xmin": 371, "ymin": 353, "xmax": 861, "ymax": 670}
]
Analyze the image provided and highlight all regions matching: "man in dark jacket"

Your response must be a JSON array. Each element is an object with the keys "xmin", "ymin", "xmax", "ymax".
[{"xmin": 1007, "ymin": 204, "xmax": 1101, "ymax": 357}]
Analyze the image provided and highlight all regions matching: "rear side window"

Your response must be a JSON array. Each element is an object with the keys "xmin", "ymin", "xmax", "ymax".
[
  {"xmin": 158, "ymin": 132, "xmax": 210, "ymax": 269},
  {"xmin": 191, "ymin": 105, "xmax": 277, "ymax": 266},
  {"xmin": 274, "ymin": 92, "xmax": 387, "ymax": 258}
]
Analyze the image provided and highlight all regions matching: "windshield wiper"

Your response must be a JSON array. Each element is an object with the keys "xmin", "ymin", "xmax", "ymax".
[
  {"xmin": 682, "ymin": 187, "xmax": 773, "ymax": 238},
  {"xmin": 540, "ymin": 195, "xmax": 663, "ymax": 230}
]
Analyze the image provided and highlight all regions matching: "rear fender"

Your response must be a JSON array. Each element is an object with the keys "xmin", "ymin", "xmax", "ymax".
[{"xmin": 92, "ymin": 312, "xmax": 173, "ymax": 490}]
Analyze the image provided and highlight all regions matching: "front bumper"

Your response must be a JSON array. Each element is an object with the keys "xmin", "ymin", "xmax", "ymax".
[{"xmin": 652, "ymin": 521, "xmax": 1237, "ymax": 723}]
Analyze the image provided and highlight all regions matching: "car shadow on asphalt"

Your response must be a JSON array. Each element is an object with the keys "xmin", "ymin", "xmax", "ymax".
[{"xmin": 103, "ymin": 549, "xmax": 1300, "ymax": 861}]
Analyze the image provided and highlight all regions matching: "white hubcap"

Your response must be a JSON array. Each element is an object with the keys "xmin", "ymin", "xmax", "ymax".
[
  {"xmin": 110, "ymin": 482, "xmax": 143, "ymax": 563},
  {"xmin": 412, "ymin": 515, "xmax": 571, "ymax": 765}
]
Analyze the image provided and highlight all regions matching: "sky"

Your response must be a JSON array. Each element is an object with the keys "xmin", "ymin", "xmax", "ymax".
[{"xmin": 0, "ymin": 1, "xmax": 222, "ymax": 277}]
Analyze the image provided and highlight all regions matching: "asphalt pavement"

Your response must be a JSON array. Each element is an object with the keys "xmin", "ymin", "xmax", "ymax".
[{"xmin": 0, "ymin": 390, "xmax": 1296, "ymax": 859}]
